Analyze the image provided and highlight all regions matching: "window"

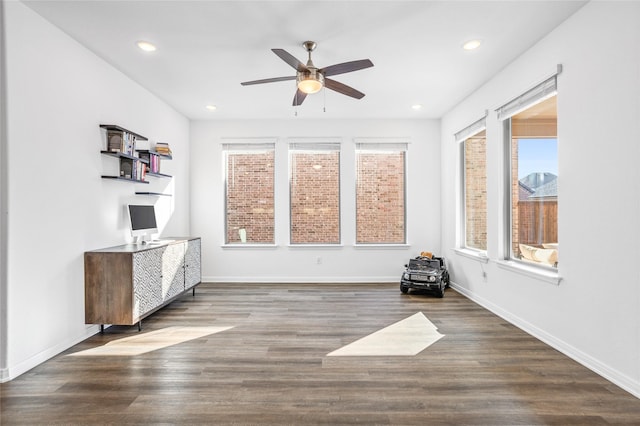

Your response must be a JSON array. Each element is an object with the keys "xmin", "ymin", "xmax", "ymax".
[
  {"xmin": 289, "ymin": 142, "xmax": 341, "ymax": 244},
  {"xmin": 223, "ymin": 142, "xmax": 275, "ymax": 244},
  {"xmin": 356, "ymin": 142, "xmax": 407, "ymax": 244},
  {"xmin": 459, "ymin": 126, "xmax": 487, "ymax": 251},
  {"xmin": 499, "ymin": 76, "xmax": 558, "ymax": 268}
]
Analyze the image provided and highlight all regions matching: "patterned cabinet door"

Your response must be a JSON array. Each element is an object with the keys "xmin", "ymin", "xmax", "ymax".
[
  {"xmin": 161, "ymin": 242, "xmax": 185, "ymax": 300},
  {"xmin": 133, "ymin": 249, "xmax": 163, "ymax": 319},
  {"xmin": 185, "ymin": 239, "xmax": 201, "ymax": 290}
]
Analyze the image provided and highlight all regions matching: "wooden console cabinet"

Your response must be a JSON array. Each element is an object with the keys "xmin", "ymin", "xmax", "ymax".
[{"xmin": 84, "ymin": 237, "xmax": 201, "ymax": 330}]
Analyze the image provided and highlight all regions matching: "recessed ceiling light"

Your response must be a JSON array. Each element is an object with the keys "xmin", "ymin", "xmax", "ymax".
[
  {"xmin": 205, "ymin": 105, "xmax": 217, "ymax": 111},
  {"xmin": 462, "ymin": 40, "xmax": 482, "ymax": 50},
  {"xmin": 137, "ymin": 41, "xmax": 157, "ymax": 52},
  {"xmin": 411, "ymin": 104, "xmax": 423, "ymax": 110}
]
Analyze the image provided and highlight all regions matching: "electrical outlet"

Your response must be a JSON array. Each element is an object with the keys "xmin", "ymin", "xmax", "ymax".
[{"xmin": 316, "ymin": 256, "xmax": 322, "ymax": 265}]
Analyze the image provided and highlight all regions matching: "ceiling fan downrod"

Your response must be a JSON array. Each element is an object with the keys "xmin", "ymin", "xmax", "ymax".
[{"xmin": 303, "ymin": 40, "xmax": 317, "ymax": 67}]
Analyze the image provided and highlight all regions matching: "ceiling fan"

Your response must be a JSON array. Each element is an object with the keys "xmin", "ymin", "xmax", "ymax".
[{"xmin": 241, "ymin": 41, "xmax": 374, "ymax": 106}]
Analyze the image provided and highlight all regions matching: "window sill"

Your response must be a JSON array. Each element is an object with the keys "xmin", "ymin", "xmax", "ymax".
[
  {"xmin": 287, "ymin": 244, "xmax": 343, "ymax": 249},
  {"xmin": 453, "ymin": 248, "xmax": 489, "ymax": 263},
  {"xmin": 221, "ymin": 244, "xmax": 278, "ymax": 249},
  {"xmin": 353, "ymin": 244, "xmax": 411, "ymax": 250},
  {"xmin": 496, "ymin": 259, "xmax": 562, "ymax": 285}
]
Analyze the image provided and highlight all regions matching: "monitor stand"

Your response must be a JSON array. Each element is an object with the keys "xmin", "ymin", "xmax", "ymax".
[{"xmin": 135, "ymin": 235, "xmax": 151, "ymax": 245}]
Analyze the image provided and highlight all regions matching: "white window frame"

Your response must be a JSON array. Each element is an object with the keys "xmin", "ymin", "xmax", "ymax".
[
  {"xmin": 354, "ymin": 139, "xmax": 409, "ymax": 245},
  {"xmin": 496, "ymin": 69, "xmax": 562, "ymax": 282},
  {"xmin": 288, "ymin": 139, "xmax": 342, "ymax": 245},
  {"xmin": 456, "ymin": 116, "xmax": 487, "ymax": 255},
  {"xmin": 222, "ymin": 139, "xmax": 276, "ymax": 246}
]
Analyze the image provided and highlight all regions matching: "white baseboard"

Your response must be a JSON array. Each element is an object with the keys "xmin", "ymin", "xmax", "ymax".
[
  {"xmin": 1, "ymin": 325, "xmax": 101, "ymax": 382},
  {"xmin": 202, "ymin": 276, "xmax": 399, "ymax": 284},
  {"xmin": 450, "ymin": 281, "xmax": 640, "ymax": 399}
]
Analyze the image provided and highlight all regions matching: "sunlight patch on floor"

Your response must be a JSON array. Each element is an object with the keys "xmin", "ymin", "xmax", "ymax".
[
  {"xmin": 327, "ymin": 312, "xmax": 444, "ymax": 356},
  {"xmin": 68, "ymin": 326, "xmax": 233, "ymax": 356}
]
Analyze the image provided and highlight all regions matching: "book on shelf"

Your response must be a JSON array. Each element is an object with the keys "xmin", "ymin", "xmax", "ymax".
[
  {"xmin": 152, "ymin": 154, "xmax": 160, "ymax": 173},
  {"xmin": 137, "ymin": 151, "xmax": 161, "ymax": 173},
  {"xmin": 155, "ymin": 142, "xmax": 172, "ymax": 156},
  {"xmin": 137, "ymin": 159, "xmax": 146, "ymax": 181}
]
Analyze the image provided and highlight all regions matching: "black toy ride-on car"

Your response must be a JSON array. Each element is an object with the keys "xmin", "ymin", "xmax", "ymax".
[{"xmin": 400, "ymin": 256, "xmax": 450, "ymax": 298}]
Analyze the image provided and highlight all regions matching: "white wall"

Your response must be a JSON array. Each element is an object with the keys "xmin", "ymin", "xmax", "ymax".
[
  {"xmin": 441, "ymin": 1, "xmax": 640, "ymax": 396},
  {"xmin": 0, "ymin": 0, "xmax": 9, "ymax": 377},
  {"xmin": 1, "ymin": 2, "xmax": 190, "ymax": 380},
  {"xmin": 190, "ymin": 118, "xmax": 441, "ymax": 282}
]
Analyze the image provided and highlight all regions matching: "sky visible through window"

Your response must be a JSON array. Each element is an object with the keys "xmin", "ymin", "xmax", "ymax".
[{"xmin": 517, "ymin": 138, "xmax": 558, "ymax": 179}]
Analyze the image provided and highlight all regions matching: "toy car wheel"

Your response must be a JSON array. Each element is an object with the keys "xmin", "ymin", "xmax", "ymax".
[
  {"xmin": 437, "ymin": 287, "xmax": 445, "ymax": 298},
  {"xmin": 400, "ymin": 284, "xmax": 409, "ymax": 294}
]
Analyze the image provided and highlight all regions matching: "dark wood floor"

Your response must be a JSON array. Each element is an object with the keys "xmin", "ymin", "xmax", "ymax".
[{"xmin": 2, "ymin": 283, "xmax": 640, "ymax": 425}]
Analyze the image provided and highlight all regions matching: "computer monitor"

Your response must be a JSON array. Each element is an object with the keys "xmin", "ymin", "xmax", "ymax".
[{"xmin": 127, "ymin": 204, "xmax": 158, "ymax": 243}]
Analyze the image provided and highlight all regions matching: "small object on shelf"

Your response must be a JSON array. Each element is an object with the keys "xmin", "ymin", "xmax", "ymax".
[{"xmin": 120, "ymin": 158, "xmax": 133, "ymax": 179}]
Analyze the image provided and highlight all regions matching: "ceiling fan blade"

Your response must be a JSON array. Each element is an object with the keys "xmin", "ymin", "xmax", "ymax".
[
  {"xmin": 241, "ymin": 76, "xmax": 296, "ymax": 86},
  {"xmin": 324, "ymin": 78, "xmax": 365, "ymax": 99},
  {"xmin": 292, "ymin": 89, "xmax": 307, "ymax": 106},
  {"xmin": 321, "ymin": 59, "xmax": 373, "ymax": 77},
  {"xmin": 272, "ymin": 48, "xmax": 307, "ymax": 72}
]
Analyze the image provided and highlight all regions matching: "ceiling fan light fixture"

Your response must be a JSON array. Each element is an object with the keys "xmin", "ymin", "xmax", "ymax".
[
  {"xmin": 297, "ymin": 69, "xmax": 324, "ymax": 94},
  {"xmin": 298, "ymin": 78, "xmax": 323, "ymax": 94}
]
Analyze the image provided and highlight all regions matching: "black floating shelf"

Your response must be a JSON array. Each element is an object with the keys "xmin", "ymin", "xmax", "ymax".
[
  {"xmin": 102, "ymin": 176, "xmax": 150, "ymax": 184},
  {"xmin": 99, "ymin": 124, "xmax": 148, "ymax": 141},
  {"xmin": 146, "ymin": 171, "xmax": 172, "ymax": 179},
  {"xmin": 100, "ymin": 151, "xmax": 149, "ymax": 164},
  {"xmin": 135, "ymin": 192, "xmax": 172, "ymax": 197}
]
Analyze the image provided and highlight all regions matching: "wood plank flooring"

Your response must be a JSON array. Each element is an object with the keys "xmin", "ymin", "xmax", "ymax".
[{"xmin": 2, "ymin": 283, "xmax": 640, "ymax": 425}]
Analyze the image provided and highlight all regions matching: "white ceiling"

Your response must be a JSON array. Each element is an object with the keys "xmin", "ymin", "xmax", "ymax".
[{"xmin": 21, "ymin": 0, "xmax": 586, "ymax": 121}]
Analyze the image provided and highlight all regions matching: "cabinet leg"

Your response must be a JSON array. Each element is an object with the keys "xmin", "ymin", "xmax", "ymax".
[
  {"xmin": 100, "ymin": 324, "xmax": 104, "ymax": 334},
  {"xmin": 138, "ymin": 321, "xmax": 142, "ymax": 332},
  {"xmin": 192, "ymin": 287, "xmax": 196, "ymax": 296}
]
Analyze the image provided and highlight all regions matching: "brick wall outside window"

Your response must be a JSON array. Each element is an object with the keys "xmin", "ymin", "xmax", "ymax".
[
  {"xmin": 356, "ymin": 151, "xmax": 406, "ymax": 244},
  {"xmin": 290, "ymin": 151, "xmax": 340, "ymax": 244},
  {"xmin": 225, "ymin": 151, "xmax": 274, "ymax": 243},
  {"xmin": 464, "ymin": 131, "xmax": 487, "ymax": 250}
]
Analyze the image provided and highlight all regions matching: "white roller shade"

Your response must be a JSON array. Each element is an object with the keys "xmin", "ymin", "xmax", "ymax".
[
  {"xmin": 222, "ymin": 137, "xmax": 275, "ymax": 152},
  {"xmin": 496, "ymin": 72, "xmax": 559, "ymax": 121},
  {"xmin": 454, "ymin": 115, "xmax": 487, "ymax": 143}
]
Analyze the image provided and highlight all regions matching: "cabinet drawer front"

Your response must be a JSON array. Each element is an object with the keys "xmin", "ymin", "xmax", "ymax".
[
  {"xmin": 185, "ymin": 239, "xmax": 201, "ymax": 290},
  {"xmin": 133, "ymin": 249, "xmax": 163, "ymax": 318},
  {"xmin": 161, "ymin": 243, "xmax": 186, "ymax": 299}
]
